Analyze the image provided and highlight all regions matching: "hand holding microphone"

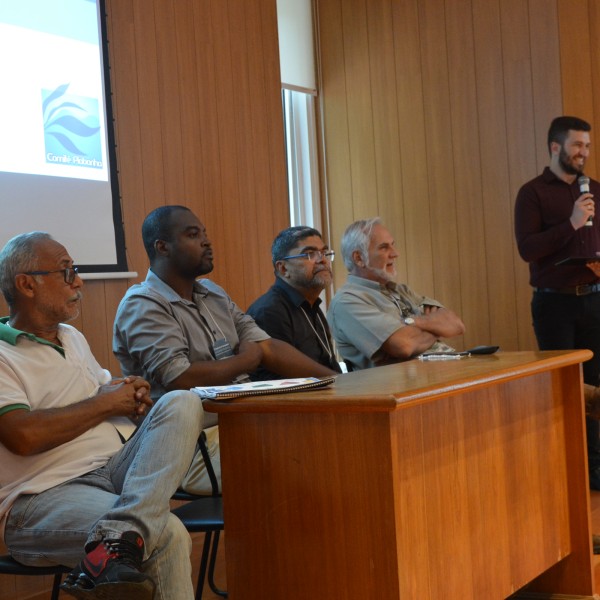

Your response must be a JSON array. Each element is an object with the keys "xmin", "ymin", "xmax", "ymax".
[{"xmin": 579, "ymin": 175, "xmax": 594, "ymax": 227}]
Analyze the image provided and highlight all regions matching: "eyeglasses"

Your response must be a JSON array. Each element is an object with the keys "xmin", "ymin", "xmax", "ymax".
[
  {"xmin": 280, "ymin": 250, "xmax": 335, "ymax": 263},
  {"xmin": 23, "ymin": 267, "xmax": 79, "ymax": 285}
]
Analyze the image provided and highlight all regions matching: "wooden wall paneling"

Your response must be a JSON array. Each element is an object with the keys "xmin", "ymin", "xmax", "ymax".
[
  {"xmin": 189, "ymin": 0, "xmax": 285, "ymax": 308},
  {"xmin": 444, "ymin": 0, "xmax": 488, "ymax": 349},
  {"xmin": 208, "ymin": 0, "xmax": 246, "ymax": 303},
  {"xmin": 317, "ymin": 0, "xmax": 567, "ymax": 353},
  {"xmin": 528, "ymin": 0, "xmax": 562, "ymax": 174},
  {"xmin": 390, "ymin": 0, "xmax": 435, "ymax": 296},
  {"xmin": 499, "ymin": 0, "xmax": 539, "ymax": 351},
  {"xmin": 557, "ymin": 1, "xmax": 595, "ymax": 156},
  {"xmin": 243, "ymin": 0, "xmax": 289, "ymax": 304},
  {"xmin": 590, "ymin": 2, "xmax": 600, "ymax": 180},
  {"xmin": 242, "ymin": 0, "xmax": 273, "ymax": 302},
  {"xmin": 225, "ymin": 0, "xmax": 288, "ymax": 306},
  {"xmin": 154, "ymin": 1, "xmax": 186, "ymax": 204},
  {"xmin": 227, "ymin": 0, "xmax": 261, "ymax": 305},
  {"xmin": 173, "ymin": 0, "xmax": 204, "ymax": 212},
  {"xmin": 471, "ymin": 0, "xmax": 521, "ymax": 351},
  {"xmin": 315, "ymin": 0, "xmax": 354, "ymax": 291},
  {"xmin": 364, "ymin": 1, "xmax": 407, "ymax": 281},
  {"xmin": 339, "ymin": 0, "xmax": 378, "ymax": 219},
  {"xmin": 259, "ymin": 0, "xmax": 291, "ymax": 268},
  {"xmin": 131, "ymin": 2, "xmax": 166, "ymax": 218},
  {"xmin": 105, "ymin": 0, "xmax": 148, "ymax": 278},
  {"xmin": 104, "ymin": 278, "xmax": 131, "ymax": 375},
  {"xmin": 559, "ymin": 1, "xmax": 600, "ymax": 180},
  {"xmin": 416, "ymin": 0, "xmax": 462, "ymax": 316},
  {"xmin": 79, "ymin": 280, "xmax": 110, "ymax": 369},
  {"xmin": 173, "ymin": 0, "xmax": 225, "ymax": 295},
  {"xmin": 513, "ymin": 0, "xmax": 563, "ymax": 352},
  {"xmin": 245, "ymin": 0, "xmax": 269, "ymax": 300},
  {"xmin": 190, "ymin": 1, "xmax": 229, "ymax": 293}
]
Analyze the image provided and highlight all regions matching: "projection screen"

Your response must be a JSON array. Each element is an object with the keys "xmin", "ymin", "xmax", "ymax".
[{"xmin": 0, "ymin": 0, "xmax": 128, "ymax": 275}]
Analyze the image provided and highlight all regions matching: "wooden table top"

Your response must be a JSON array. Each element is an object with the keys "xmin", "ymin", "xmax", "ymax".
[{"xmin": 204, "ymin": 349, "xmax": 592, "ymax": 414}]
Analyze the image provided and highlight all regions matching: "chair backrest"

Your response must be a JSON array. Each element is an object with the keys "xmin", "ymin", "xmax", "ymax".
[
  {"xmin": 198, "ymin": 430, "xmax": 219, "ymax": 497},
  {"xmin": 172, "ymin": 430, "xmax": 220, "ymax": 501}
]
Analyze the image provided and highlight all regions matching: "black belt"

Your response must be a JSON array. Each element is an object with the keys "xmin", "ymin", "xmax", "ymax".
[{"xmin": 534, "ymin": 283, "xmax": 600, "ymax": 296}]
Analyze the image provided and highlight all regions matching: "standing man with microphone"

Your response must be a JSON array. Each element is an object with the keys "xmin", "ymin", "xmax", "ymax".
[{"xmin": 515, "ymin": 115, "xmax": 600, "ymax": 490}]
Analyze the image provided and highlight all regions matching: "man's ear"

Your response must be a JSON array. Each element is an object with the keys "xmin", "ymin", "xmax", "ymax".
[
  {"xmin": 352, "ymin": 250, "xmax": 364, "ymax": 268},
  {"xmin": 154, "ymin": 239, "xmax": 169, "ymax": 257},
  {"xmin": 13, "ymin": 274, "xmax": 36, "ymax": 299},
  {"xmin": 550, "ymin": 141, "xmax": 561, "ymax": 156},
  {"xmin": 275, "ymin": 260, "xmax": 289, "ymax": 278}
]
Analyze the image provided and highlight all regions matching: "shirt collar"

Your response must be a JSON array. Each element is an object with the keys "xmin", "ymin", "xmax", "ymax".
[
  {"xmin": 541, "ymin": 165, "xmax": 576, "ymax": 186},
  {"xmin": 146, "ymin": 269, "xmax": 209, "ymax": 302},
  {"xmin": 347, "ymin": 274, "xmax": 399, "ymax": 294},
  {"xmin": 274, "ymin": 277, "xmax": 321, "ymax": 309},
  {"xmin": 0, "ymin": 316, "xmax": 65, "ymax": 356}
]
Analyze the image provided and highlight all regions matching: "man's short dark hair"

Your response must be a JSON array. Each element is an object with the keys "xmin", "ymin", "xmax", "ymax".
[
  {"xmin": 142, "ymin": 205, "xmax": 191, "ymax": 261},
  {"xmin": 271, "ymin": 226, "xmax": 322, "ymax": 265},
  {"xmin": 547, "ymin": 116, "xmax": 591, "ymax": 154}
]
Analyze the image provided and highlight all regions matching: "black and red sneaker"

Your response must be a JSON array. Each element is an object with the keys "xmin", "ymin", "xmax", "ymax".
[{"xmin": 60, "ymin": 530, "xmax": 155, "ymax": 600}]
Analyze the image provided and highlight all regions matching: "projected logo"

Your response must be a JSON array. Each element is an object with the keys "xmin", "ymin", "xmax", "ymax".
[{"xmin": 42, "ymin": 83, "xmax": 103, "ymax": 169}]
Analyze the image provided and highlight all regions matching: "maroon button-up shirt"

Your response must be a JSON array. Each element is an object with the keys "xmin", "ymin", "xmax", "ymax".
[{"xmin": 515, "ymin": 166, "xmax": 600, "ymax": 287}]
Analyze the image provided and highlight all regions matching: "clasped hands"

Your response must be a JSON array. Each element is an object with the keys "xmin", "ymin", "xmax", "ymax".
[{"xmin": 98, "ymin": 376, "xmax": 153, "ymax": 419}]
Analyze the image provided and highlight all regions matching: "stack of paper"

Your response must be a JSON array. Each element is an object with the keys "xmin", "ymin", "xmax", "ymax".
[{"xmin": 192, "ymin": 376, "xmax": 336, "ymax": 400}]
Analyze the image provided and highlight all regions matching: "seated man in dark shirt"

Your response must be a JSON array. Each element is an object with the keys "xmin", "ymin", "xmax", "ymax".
[{"xmin": 247, "ymin": 226, "xmax": 342, "ymax": 379}]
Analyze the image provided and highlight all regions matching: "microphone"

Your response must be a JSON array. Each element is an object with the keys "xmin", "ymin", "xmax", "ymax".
[{"xmin": 579, "ymin": 175, "xmax": 593, "ymax": 226}]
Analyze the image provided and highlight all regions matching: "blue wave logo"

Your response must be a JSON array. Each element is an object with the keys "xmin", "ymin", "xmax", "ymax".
[{"xmin": 42, "ymin": 83, "xmax": 103, "ymax": 169}]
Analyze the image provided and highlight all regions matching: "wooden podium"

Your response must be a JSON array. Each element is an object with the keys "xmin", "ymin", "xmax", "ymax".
[{"xmin": 205, "ymin": 351, "xmax": 595, "ymax": 599}]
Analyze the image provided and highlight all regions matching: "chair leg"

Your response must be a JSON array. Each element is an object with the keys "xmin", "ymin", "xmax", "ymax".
[
  {"xmin": 51, "ymin": 571, "xmax": 63, "ymax": 600},
  {"xmin": 195, "ymin": 531, "xmax": 212, "ymax": 600},
  {"xmin": 207, "ymin": 531, "xmax": 227, "ymax": 597}
]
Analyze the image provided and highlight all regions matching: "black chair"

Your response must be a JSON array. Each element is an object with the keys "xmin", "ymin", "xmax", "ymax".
[
  {"xmin": 172, "ymin": 430, "xmax": 227, "ymax": 599},
  {"xmin": 0, "ymin": 554, "xmax": 69, "ymax": 600}
]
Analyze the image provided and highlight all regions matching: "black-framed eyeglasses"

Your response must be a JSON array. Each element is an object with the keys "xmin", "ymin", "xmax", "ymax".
[
  {"xmin": 280, "ymin": 250, "xmax": 335, "ymax": 263},
  {"xmin": 23, "ymin": 267, "xmax": 79, "ymax": 285}
]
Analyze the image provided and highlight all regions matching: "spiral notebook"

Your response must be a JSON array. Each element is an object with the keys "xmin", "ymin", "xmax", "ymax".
[{"xmin": 192, "ymin": 376, "xmax": 337, "ymax": 400}]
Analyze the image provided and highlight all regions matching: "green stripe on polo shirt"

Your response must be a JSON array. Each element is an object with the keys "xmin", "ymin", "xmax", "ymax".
[
  {"xmin": 0, "ymin": 404, "xmax": 30, "ymax": 417},
  {"xmin": 0, "ymin": 317, "xmax": 65, "ymax": 356}
]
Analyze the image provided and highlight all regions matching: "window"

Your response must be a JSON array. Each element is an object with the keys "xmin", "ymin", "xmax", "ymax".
[{"xmin": 282, "ymin": 90, "xmax": 322, "ymax": 229}]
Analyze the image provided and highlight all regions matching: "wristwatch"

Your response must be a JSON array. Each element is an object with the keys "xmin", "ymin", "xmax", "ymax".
[{"xmin": 403, "ymin": 317, "xmax": 415, "ymax": 326}]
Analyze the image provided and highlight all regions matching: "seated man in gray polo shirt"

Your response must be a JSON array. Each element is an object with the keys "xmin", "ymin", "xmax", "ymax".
[
  {"xmin": 113, "ymin": 205, "xmax": 337, "ymax": 493},
  {"xmin": 327, "ymin": 217, "xmax": 465, "ymax": 371}
]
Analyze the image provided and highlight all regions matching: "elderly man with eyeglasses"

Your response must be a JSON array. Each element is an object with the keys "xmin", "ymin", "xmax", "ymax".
[
  {"xmin": 247, "ymin": 226, "xmax": 342, "ymax": 380},
  {"xmin": 0, "ymin": 231, "xmax": 206, "ymax": 600},
  {"xmin": 327, "ymin": 217, "xmax": 465, "ymax": 371}
]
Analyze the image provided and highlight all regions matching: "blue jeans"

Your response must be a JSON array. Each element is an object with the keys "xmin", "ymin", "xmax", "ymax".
[
  {"xmin": 532, "ymin": 290, "xmax": 600, "ymax": 479},
  {"xmin": 5, "ymin": 390, "xmax": 204, "ymax": 600}
]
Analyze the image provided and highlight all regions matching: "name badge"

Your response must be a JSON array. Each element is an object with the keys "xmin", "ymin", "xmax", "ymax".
[{"xmin": 212, "ymin": 337, "xmax": 234, "ymax": 360}]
